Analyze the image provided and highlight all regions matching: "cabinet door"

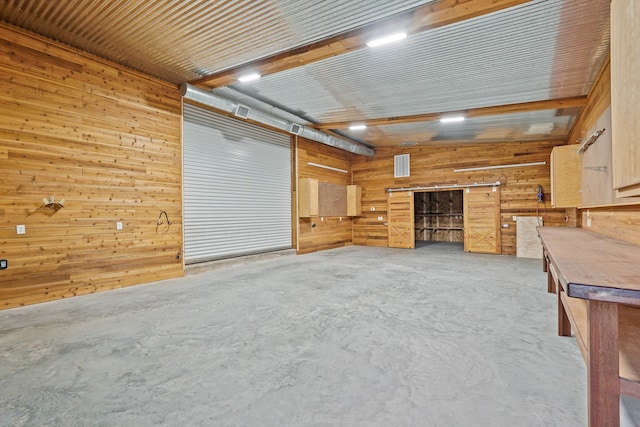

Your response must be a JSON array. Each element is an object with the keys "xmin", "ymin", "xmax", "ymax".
[
  {"xmin": 347, "ymin": 185, "xmax": 362, "ymax": 217},
  {"xmin": 298, "ymin": 178, "xmax": 318, "ymax": 217},
  {"xmin": 551, "ymin": 145, "xmax": 581, "ymax": 208},
  {"xmin": 611, "ymin": 0, "xmax": 640, "ymax": 197}
]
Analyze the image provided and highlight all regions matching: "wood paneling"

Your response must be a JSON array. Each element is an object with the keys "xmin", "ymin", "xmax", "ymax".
[
  {"xmin": 567, "ymin": 57, "xmax": 611, "ymax": 146},
  {"xmin": 581, "ymin": 206, "xmax": 640, "ymax": 246},
  {"xmin": 296, "ymin": 137, "xmax": 353, "ymax": 254},
  {"xmin": 353, "ymin": 141, "xmax": 567, "ymax": 255},
  {"xmin": 0, "ymin": 25, "xmax": 183, "ymax": 309}
]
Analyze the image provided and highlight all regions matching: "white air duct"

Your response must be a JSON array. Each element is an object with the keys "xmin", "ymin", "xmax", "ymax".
[{"xmin": 180, "ymin": 83, "xmax": 375, "ymax": 157}]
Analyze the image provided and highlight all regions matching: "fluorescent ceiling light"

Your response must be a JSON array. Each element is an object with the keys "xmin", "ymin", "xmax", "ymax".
[
  {"xmin": 366, "ymin": 32, "xmax": 407, "ymax": 48},
  {"xmin": 440, "ymin": 115, "xmax": 465, "ymax": 123},
  {"xmin": 238, "ymin": 72, "xmax": 261, "ymax": 83},
  {"xmin": 349, "ymin": 124, "xmax": 367, "ymax": 131}
]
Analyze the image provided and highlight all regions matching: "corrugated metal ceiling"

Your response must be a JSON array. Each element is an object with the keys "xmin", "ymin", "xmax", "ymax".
[
  {"xmin": 231, "ymin": 0, "xmax": 609, "ymax": 123},
  {"xmin": 0, "ymin": 0, "xmax": 611, "ymax": 148},
  {"xmin": 343, "ymin": 108, "xmax": 579, "ymax": 147},
  {"xmin": 0, "ymin": 0, "xmax": 435, "ymax": 83}
]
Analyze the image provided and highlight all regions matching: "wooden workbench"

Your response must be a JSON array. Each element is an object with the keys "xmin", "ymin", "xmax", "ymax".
[{"xmin": 538, "ymin": 227, "xmax": 640, "ymax": 427}]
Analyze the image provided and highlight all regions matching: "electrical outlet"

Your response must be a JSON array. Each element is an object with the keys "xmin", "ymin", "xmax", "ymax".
[
  {"xmin": 378, "ymin": 216, "xmax": 383, "ymax": 221},
  {"xmin": 116, "ymin": 222, "xmax": 123, "ymax": 230},
  {"xmin": 0, "ymin": 259, "xmax": 7, "ymax": 270},
  {"xmin": 370, "ymin": 207, "xmax": 375, "ymax": 211},
  {"xmin": 16, "ymin": 225, "xmax": 25, "ymax": 235},
  {"xmin": 586, "ymin": 218, "xmax": 592, "ymax": 227},
  {"xmin": 501, "ymin": 223, "xmax": 509, "ymax": 228}
]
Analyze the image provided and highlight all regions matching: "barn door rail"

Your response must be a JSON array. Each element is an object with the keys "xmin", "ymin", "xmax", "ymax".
[{"xmin": 387, "ymin": 181, "xmax": 501, "ymax": 193}]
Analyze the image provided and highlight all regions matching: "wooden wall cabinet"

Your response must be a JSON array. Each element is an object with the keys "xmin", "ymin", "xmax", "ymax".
[
  {"xmin": 298, "ymin": 178, "xmax": 361, "ymax": 217},
  {"xmin": 550, "ymin": 145, "xmax": 581, "ymax": 208},
  {"xmin": 347, "ymin": 185, "xmax": 362, "ymax": 217},
  {"xmin": 298, "ymin": 178, "xmax": 319, "ymax": 217},
  {"xmin": 611, "ymin": 0, "xmax": 640, "ymax": 197}
]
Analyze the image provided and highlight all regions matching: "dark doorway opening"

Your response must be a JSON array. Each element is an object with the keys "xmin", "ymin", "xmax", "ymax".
[{"xmin": 414, "ymin": 190, "xmax": 464, "ymax": 247}]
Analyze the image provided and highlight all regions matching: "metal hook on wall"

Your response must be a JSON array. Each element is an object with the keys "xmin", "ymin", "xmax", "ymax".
[{"xmin": 156, "ymin": 210, "xmax": 173, "ymax": 232}]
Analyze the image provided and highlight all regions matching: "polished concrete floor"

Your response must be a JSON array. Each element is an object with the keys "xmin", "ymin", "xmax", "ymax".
[{"xmin": 1, "ymin": 243, "xmax": 639, "ymax": 426}]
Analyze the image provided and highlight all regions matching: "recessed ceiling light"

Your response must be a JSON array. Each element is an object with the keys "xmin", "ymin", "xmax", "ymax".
[
  {"xmin": 366, "ymin": 32, "xmax": 407, "ymax": 48},
  {"xmin": 440, "ymin": 115, "xmax": 465, "ymax": 123},
  {"xmin": 349, "ymin": 124, "xmax": 367, "ymax": 131},
  {"xmin": 238, "ymin": 72, "xmax": 261, "ymax": 83}
]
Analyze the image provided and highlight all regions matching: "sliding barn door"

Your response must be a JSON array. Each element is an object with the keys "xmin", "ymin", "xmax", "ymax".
[
  {"xmin": 463, "ymin": 186, "xmax": 501, "ymax": 254},
  {"xmin": 387, "ymin": 191, "xmax": 415, "ymax": 249}
]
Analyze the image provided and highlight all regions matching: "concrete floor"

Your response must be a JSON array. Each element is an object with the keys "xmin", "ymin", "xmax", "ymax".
[{"xmin": 1, "ymin": 243, "xmax": 639, "ymax": 426}]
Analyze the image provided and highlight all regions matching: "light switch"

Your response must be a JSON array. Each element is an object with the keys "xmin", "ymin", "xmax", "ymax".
[
  {"xmin": 16, "ymin": 225, "xmax": 25, "ymax": 234},
  {"xmin": 116, "ymin": 222, "xmax": 123, "ymax": 230}
]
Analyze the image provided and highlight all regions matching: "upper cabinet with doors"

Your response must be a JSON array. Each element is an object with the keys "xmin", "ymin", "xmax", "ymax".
[
  {"xmin": 550, "ymin": 145, "xmax": 581, "ymax": 208},
  {"xmin": 611, "ymin": 0, "xmax": 640, "ymax": 198}
]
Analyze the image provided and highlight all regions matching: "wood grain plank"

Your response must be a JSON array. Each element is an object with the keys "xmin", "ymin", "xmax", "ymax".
[{"xmin": 0, "ymin": 25, "xmax": 183, "ymax": 309}]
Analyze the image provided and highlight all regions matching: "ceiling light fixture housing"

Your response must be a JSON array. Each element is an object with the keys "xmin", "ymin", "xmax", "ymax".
[
  {"xmin": 237, "ymin": 72, "xmax": 261, "ymax": 83},
  {"xmin": 366, "ymin": 32, "xmax": 407, "ymax": 48},
  {"xmin": 440, "ymin": 115, "xmax": 466, "ymax": 123}
]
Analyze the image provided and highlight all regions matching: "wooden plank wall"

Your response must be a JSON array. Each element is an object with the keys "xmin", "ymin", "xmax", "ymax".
[
  {"xmin": 581, "ymin": 206, "xmax": 640, "ymax": 245},
  {"xmin": 569, "ymin": 52, "xmax": 640, "ymax": 241},
  {"xmin": 353, "ymin": 141, "xmax": 567, "ymax": 255},
  {"xmin": 295, "ymin": 137, "xmax": 353, "ymax": 254},
  {"xmin": 0, "ymin": 24, "xmax": 183, "ymax": 309}
]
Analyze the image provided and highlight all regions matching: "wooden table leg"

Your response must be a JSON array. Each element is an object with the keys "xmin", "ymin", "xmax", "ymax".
[
  {"xmin": 587, "ymin": 300, "xmax": 620, "ymax": 427},
  {"xmin": 548, "ymin": 269, "xmax": 556, "ymax": 294}
]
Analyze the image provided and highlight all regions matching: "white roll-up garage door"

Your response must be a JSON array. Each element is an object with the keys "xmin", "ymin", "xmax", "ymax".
[{"xmin": 183, "ymin": 103, "xmax": 292, "ymax": 264}]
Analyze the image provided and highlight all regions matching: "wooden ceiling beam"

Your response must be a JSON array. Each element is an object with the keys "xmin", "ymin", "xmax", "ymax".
[
  {"xmin": 310, "ymin": 96, "xmax": 588, "ymax": 129},
  {"xmin": 190, "ymin": 0, "xmax": 530, "ymax": 89}
]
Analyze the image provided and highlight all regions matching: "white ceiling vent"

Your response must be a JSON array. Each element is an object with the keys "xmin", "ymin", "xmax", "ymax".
[
  {"xmin": 234, "ymin": 104, "xmax": 251, "ymax": 119},
  {"xmin": 525, "ymin": 123, "xmax": 554, "ymax": 135},
  {"xmin": 394, "ymin": 154, "xmax": 410, "ymax": 178},
  {"xmin": 289, "ymin": 123, "xmax": 303, "ymax": 135}
]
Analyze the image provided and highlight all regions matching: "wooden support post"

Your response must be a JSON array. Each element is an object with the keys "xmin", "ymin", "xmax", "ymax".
[
  {"xmin": 558, "ymin": 290, "xmax": 571, "ymax": 337},
  {"xmin": 587, "ymin": 300, "xmax": 620, "ymax": 427}
]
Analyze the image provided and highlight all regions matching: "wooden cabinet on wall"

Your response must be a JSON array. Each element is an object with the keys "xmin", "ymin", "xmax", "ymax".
[
  {"xmin": 347, "ymin": 185, "xmax": 362, "ymax": 217},
  {"xmin": 298, "ymin": 178, "xmax": 319, "ymax": 217},
  {"xmin": 550, "ymin": 145, "xmax": 581, "ymax": 208},
  {"xmin": 298, "ymin": 178, "xmax": 361, "ymax": 217},
  {"xmin": 611, "ymin": 0, "xmax": 640, "ymax": 197}
]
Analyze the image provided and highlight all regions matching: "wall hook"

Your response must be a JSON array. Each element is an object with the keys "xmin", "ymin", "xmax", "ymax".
[{"xmin": 156, "ymin": 210, "xmax": 173, "ymax": 232}]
